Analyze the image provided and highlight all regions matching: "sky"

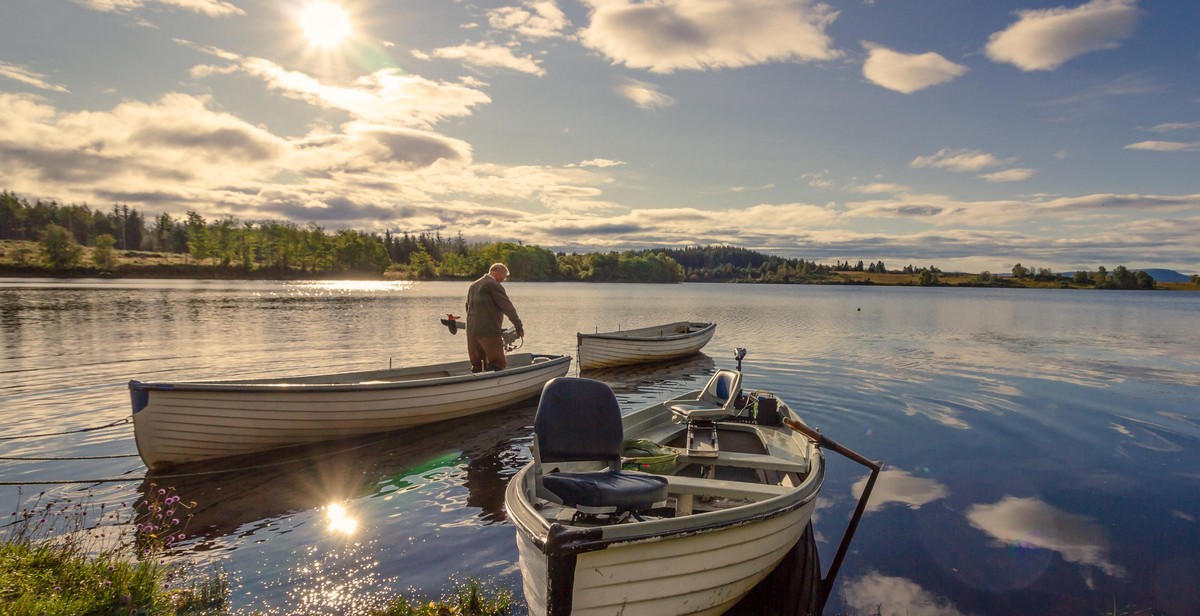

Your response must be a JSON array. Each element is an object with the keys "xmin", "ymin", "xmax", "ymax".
[{"xmin": 1, "ymin": 0, "xmax": 1197, "ymax": 274}]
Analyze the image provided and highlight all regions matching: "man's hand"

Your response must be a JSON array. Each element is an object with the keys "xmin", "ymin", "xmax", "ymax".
[{"xmin": 517, "ymin": 329, "xmax": 525, "ymax": 338}]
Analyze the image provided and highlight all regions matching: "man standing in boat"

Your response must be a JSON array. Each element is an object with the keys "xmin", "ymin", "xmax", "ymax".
[{"xmin": 465, "ymin": 263, "xmax": 525, "ymax": 372}]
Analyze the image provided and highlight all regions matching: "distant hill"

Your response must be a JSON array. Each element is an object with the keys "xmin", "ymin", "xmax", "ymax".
[{"xmin": 1138, "ymin": 269, "xmax": 1192, "ymax": 283}]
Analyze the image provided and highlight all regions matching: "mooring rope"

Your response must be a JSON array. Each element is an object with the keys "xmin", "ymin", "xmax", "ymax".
[
  {"xmin": 0, "ymin": 416, "xmax": 132, "ymax": 441},
  {"xmin": 0, "ymin": 453, "xmax": 141, "ymax": 461}
]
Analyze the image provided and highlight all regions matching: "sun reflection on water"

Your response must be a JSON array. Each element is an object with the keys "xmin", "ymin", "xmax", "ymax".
[
  {"xmin": 285, "ymin": 280, "xmax": 416, "ymax": 295},
  {"xmin": 326, "ymin": 502, "xmax": 358, "ymax": 535}
]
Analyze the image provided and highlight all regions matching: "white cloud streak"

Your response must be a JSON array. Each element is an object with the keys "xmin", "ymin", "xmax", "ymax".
[
  {"xmin": 862, "ymin": 44, "xmax": 968, "ymax": 94},
  {"xmin": 616, "ymin": 79, "xmax": 677, "ymax": 110},
  {"xmin": 0, "ymin": 62, "xmax": 70, "ymax": 93},
  {"xmin": 578, "ymin": 0, "xmax": 841, "ymax": 74},
  {"xmin": 910, "ymin": 149, "xmax": 1012, "ymax": 173},
  {"xmin": 985, "ymin": 0, "xmax": 1140, "ymax": 71},
  {"xmin": 980, "ymin": 168, "xmax": 1036, "ymax": 182},
  {"xmin": 190, "ymin": 47, "xmax": 492, "ymax": 129},
  {"xmin": 488, "ymin": 0, "xmax": 571, "ymax": 39},
  {"xmin": 1125, "ymin": 140, "xmax": 1200, "ymax": 152},
  {"xmin": 418, "ymin": 42, "xmax": 546, "ymax": 76},
  {"xmin": 73, "ymin": 0, "xmax": 244, "ymax": 17}
]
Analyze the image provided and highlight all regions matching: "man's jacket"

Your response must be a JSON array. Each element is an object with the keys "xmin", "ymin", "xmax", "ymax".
[{"xmin": 465, "ymin": 274, "xmax": 523, "ymax": 337}]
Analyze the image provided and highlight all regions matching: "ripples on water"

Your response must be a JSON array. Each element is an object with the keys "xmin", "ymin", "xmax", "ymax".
[{"xmin": 2, "ymin": 279, "xmax": 1199, "ymax": 615}]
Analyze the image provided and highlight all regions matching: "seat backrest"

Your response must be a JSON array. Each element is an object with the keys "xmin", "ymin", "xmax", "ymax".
[
  {"xmin": 534, "ymin": 377, "xmax": 624, "ymax": 464},
  {"xmin": 698, "ymin": 369, "xmax": 741, "ymax": 409}
]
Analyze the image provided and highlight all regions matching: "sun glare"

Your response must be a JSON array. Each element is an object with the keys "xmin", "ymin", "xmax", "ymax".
[
  {"xmin": 325, "ymin": 503, "xmax": 358, "ymax": 535},
  {"xmin": 299, "ymin": 2, "xmax": 352, "ymax": 48}
]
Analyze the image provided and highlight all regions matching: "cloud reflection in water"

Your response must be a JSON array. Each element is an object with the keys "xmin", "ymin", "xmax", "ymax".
[
  {"xmin": 966, "ymin": 495, "xmax": 1124, "ymax": 578},
  {"xmin": 842, "ymin": 571, "xmax": 969, "ymax": 616},
  {"xmin": 854, "ymin": 468, "xmax": 948, "ymax": 513}
]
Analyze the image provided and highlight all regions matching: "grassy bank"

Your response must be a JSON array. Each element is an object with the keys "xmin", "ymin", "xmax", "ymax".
[{"xmin": 2, "ymin": 485, "xmax": 513, "ymax": 615}]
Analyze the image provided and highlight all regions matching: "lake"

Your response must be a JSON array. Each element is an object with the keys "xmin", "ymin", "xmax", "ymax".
[{"xmin": 2, "ymin": 279, "xmax": 1198, "ymax": 615}]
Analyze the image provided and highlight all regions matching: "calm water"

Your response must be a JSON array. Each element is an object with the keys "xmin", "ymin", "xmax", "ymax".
[{"xmin": 2, "ymin": 279, "xmax": 1198, "ymax": 615}]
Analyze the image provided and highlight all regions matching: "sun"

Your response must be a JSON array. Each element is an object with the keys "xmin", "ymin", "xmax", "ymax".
[{"xmin": 299, "ymin": 2, "xmax": 352, "ymax": 48}]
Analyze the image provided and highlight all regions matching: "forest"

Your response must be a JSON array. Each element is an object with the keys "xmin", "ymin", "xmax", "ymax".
[{"xmin": 1, "ymin": 190, "xmax": 1189, "ymax": 289}]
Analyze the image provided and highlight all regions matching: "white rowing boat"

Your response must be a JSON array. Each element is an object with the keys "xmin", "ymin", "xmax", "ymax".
[
  {"xmin": 506, "ymin": 351, "xmax": 830, "ymax": 615},
  {"xmin": 576, "ymin": 321, "xmax": 716, "ymax": 370},
  {"xmin": 130, "ymin": 353, "xmax": 571, "ymax": 470}
]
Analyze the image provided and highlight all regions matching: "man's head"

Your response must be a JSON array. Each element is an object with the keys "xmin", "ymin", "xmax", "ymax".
[{"xmin": 489, "ymin": 263, "xmax": 510, "ymax": 283}]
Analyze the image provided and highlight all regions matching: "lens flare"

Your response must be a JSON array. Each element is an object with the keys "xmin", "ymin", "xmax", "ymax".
[{"xmin": 299, "ymin": 2, "xmax": 352, "ymax": 48}]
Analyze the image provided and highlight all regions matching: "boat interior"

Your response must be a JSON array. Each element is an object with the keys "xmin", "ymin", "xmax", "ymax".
[
  {"xmin": 198, "ymin": 353, "xmax": 551, "ymax": 386},
  {"xmin": 526, "ymin": 371, "xmax": 814, "ymax": 527}
]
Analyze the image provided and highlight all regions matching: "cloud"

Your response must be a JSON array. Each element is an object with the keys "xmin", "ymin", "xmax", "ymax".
[
  {"xmin": 1148, "ymin": 121, "xmax": 1200, "ymax": 133},
  {"xmin": 616, "ymin": 79, "xmax": 677, "ymax": 110},
  {"xmin": 0, "ymin": 62, "xmax": 71, "ymax": 93},
  {"xmin": 418, "ymin": 42, "xmax": 546, "ymax": 76},
  {"xmin": 841, "ymin": 572, "xmax": 968, "ymax": 616},
  {"xmin": 578, "ymin": 0, "xmax": 841, "ymax": 74},
  {"xmin": 862, "ymin": 44, "xmax": 968, "ymax": 94},
  {"xmin": 73, "ymin": 0, "xmax": 244, "ymax": 17},
  {"xmin": 1125, "ymin": 140, "xmax": 1200, "ymax": 152},
  {"xmin": 854, "ymin": 469, "xmax": 948, "ymax": 513},
  {"xmin": 850, "ymin": 182, "xmax": 909, "ymax": 194},
  {"xmin": 910, "ymin": 149, "xmax": 1012, "ymax": 173},
  {"xmin": 966, "ymin": 495, "xmax": 1124, "ymax": 577},
  {"xmin": 575, "ymin": 159, "xmax": 626, "ymax": 168},
  {"xmin": 980, "ymin": 168, "xmax": 1036, "ymax": 182},
  {"xmin": 189, "ymin": 46, "xmax": 492, "ymax": 129},
  {"xmin": 985, "ymin": 0, "xmax": 1140, "ymax": 71},
  {"xmin": 488, "ymin": 0, "xmax": 571, "ymax": 39}
]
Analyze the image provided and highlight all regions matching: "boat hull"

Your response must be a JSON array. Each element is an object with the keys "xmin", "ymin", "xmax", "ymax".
[
  {"xmin": 507, "ymin": 386, "xmax": 824, "ymax": 616},
  {"xmin": 514, "ymin": 491, "xmax": 818, "ymax": 615},
  {"xmin": 130, "ymin": 353, "xmax": 571, "ymax": 470},
  {"xmin": 577, "ymin": 322, "xmax": 715, "ymax": 370}
]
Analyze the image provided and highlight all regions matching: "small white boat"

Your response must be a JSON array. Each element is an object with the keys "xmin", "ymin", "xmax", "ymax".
[
  {"xmin": 576, "ymin": 321, "xmax": 716, "ymax": 370},
  {"xmin": 507, "ymin": 349, "xmax": 878, "ymax": 615},
  {"xmin": 130, "ymin": 353, "xmax": 571, "ymax": 470}
]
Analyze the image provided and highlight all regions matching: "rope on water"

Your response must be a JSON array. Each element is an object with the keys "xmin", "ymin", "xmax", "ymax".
[
  {"xmin": 0, "ymin": 453, "xmax": 140, "ymax": 461},
  {"xmin": 0, "ymin": 416, "xmax": 132, "ymax": 441},
  {"xmin": 0, "ymin": 476, "xmax": 141, "ymax": 486}
]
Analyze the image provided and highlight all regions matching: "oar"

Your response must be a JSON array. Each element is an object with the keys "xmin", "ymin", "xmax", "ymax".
[{"xmin": 782, "ymin": 415, "xmax": 882, "ymax": 613}]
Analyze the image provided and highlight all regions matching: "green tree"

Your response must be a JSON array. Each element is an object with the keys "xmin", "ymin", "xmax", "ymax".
[
  {"xmin": 1011, "ymin": 263, "xmax": 1029, "ymax": 278},
  {"xmin": 408, "ymin": 245, "xmax": 437, "ymax": 278},
  {"xmin": 92, "ymin": 233, "xmax": 118, "ymax": 271},
  {"xmin": 39, "ymin": 223, "xmax": 82, "ymax": 269},
  {"xmin": 1073, "ymin": 270, "xmax": 1090, "ymax": 285},
  {"xmin": 918, "ymin": 269, "xmax": 939, "ymax": 286}
]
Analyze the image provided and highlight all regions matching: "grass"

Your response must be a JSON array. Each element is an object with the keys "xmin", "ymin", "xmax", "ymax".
[
  {"xmin": 1, "ymin": 485, "xmax": 228, "ymax": 615},
  {"xmin": 2, "ymin": 485, "xmax": 514, "ymax": 615},
  {"xmin": 367, "ymin": 580, "xmax": 513, "ymax": 616}
]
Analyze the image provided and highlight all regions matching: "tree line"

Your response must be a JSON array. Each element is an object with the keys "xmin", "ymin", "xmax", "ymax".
[
  {"xmin": 0, "ymin": 191, "xmax": 690, "ymax": 282},
  {"xmin": 1, "ymin": 190, "xmax": 1184, "ymax": 287}
]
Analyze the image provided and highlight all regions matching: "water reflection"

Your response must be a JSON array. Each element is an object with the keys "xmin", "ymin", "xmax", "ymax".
[
  {"xmin": 139, "ymin": 408, "xmax": 531, "ymax": 544},
  {"xmin": 966, "ymin": 495, "xmax": 1124, "ymax": 578},
  {"xmin": 325, "ymin": 503, "xmax": 358, "ymax": 535},
  {"xmin": 854, "ymin": 468, "xmax": 949, "ymax": 513},
  {"xmin": 842, "ymin": 572, "xmax": 968, "ymax": 616}
]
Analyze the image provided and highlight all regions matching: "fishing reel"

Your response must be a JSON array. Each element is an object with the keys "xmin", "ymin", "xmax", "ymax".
[
  {"xmin": 502, "ymin": 328, "xmax": 523, "ymax": 352},
  {"xmin": 440, "ymin": 314, "xmax": 521, "ymax": 351}
]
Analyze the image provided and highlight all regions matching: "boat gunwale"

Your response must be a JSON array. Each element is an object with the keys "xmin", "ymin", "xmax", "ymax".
[
  {"xmin": 576, "ymin": 321, "xmax": 715, "ymax": 343},
  {"xmin": 511, "ymin": 459, "xmax": 823, "ymax": 557},
  {"xmin": 128, "ymin": 353, "xmax": 572, "ymax": 393}
]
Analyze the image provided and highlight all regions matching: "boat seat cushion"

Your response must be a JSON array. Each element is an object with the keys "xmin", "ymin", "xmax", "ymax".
[
  {"xmin": 542, "ymin": 470, "xmax": 667, "ymax": 510},
  {"xmin": 670, "ymin": 403, "xmax": 730, "ymax": 422},
  {"xmin": 534, "ymin": 377, "xmax": 668, "ymax": 511}
]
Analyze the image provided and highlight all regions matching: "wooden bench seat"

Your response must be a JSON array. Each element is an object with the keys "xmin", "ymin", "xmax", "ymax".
[
  {"xmin": 664, "ymin": 474, "xmax": 791, "ymax": 501},
  {"xmin": 673, "ymin": 450, "xmax": 809, "ymax": 474}
]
